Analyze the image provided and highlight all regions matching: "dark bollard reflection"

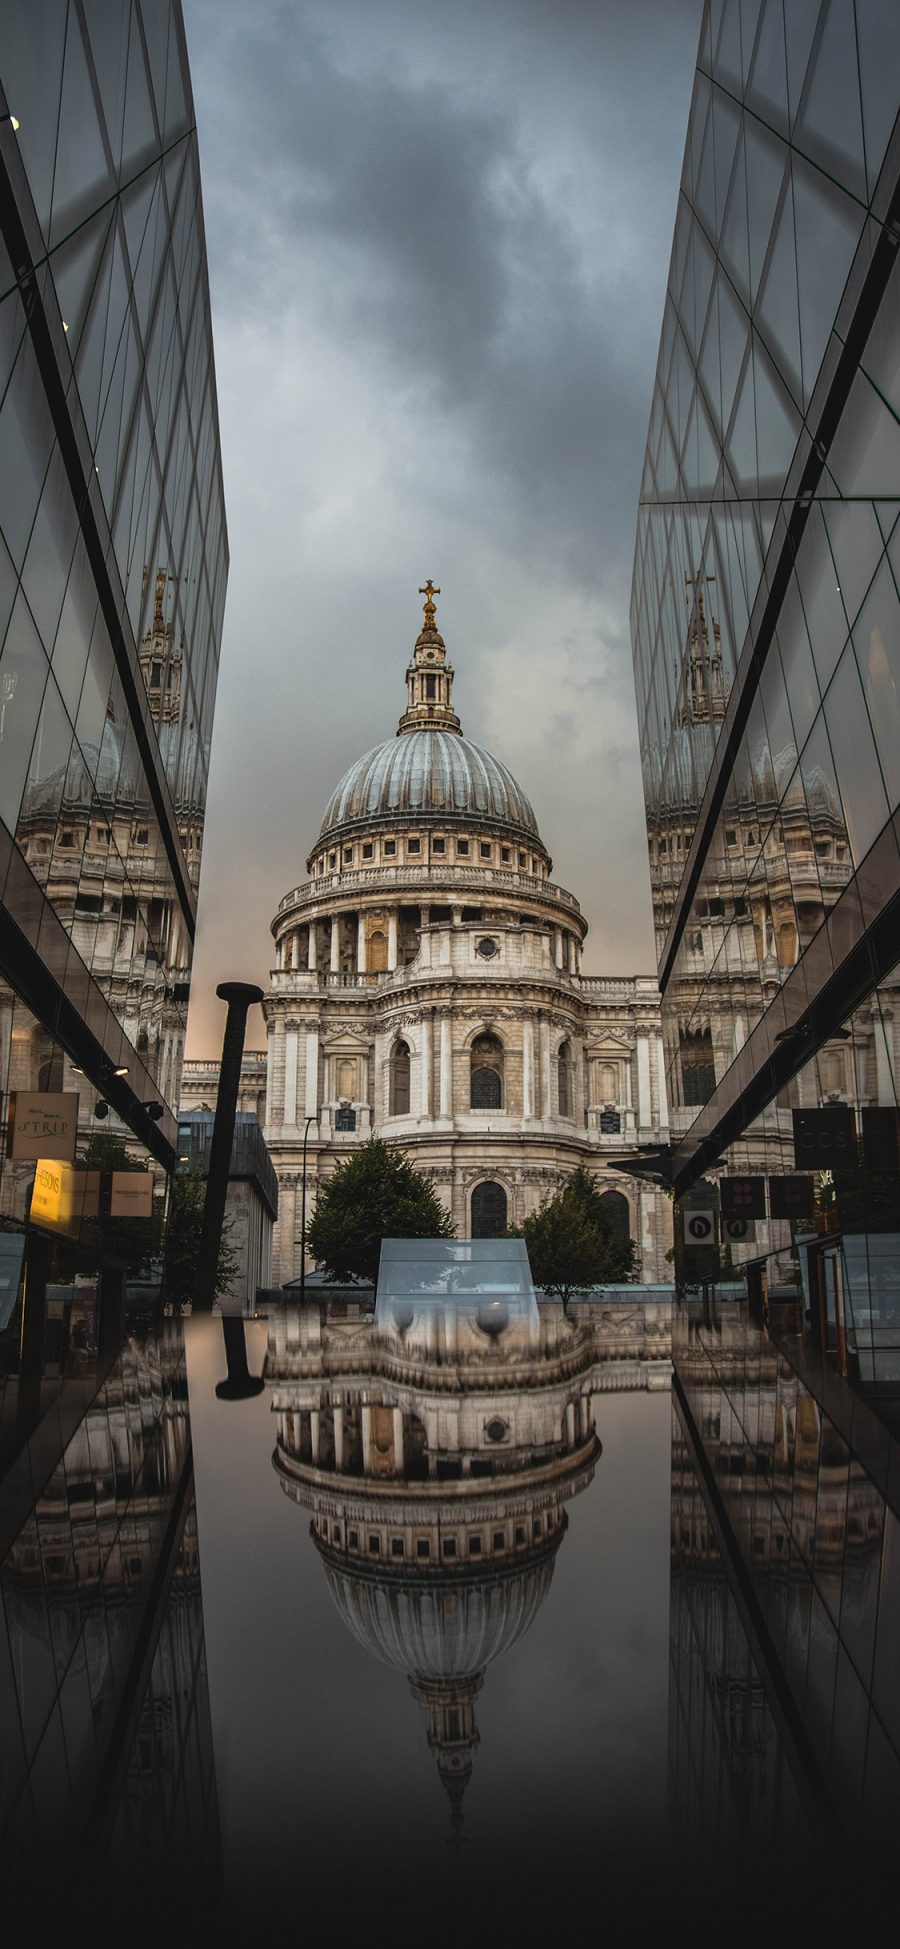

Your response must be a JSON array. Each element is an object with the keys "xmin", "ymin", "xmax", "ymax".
[{"xmin": 216, "ymin": 1313, "xmax": 266, "ymax": 1400}]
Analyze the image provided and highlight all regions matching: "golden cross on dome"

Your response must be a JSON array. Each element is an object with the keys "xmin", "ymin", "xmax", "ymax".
[{"xmin": 419, "ymin": 579, "xmax": 440, "ymax": 626}]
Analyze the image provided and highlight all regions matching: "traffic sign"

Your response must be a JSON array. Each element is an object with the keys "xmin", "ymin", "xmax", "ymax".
[
  {"xmin": 683, "ymin": 1209, "xmax": 716, "ymax": 1243},
  {"xmin": 723, "ymin": 1216, "xmax": 755, "ymax": 1243}
]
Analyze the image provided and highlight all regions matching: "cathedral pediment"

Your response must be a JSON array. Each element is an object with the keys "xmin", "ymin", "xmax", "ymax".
[{"xmin": 323, "ymin": 1029, "xmax": 371, "ymax": 1053}]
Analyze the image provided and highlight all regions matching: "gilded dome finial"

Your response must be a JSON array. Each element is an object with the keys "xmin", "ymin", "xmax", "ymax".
[{"xmin": 418, "ymin": 579, "xmax": 440, "ymax": 631}]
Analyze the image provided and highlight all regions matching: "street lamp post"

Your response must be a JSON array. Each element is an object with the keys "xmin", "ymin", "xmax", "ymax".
[{"xmin": 299, "ymin": 1113, "xmax": 317, "ymax": 1302}]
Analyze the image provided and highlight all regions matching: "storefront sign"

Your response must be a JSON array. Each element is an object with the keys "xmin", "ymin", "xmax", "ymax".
[
  {"xmin": 769, "ymin": 1176, "xmax": 815, "ymax": 1221},
  {"xmin": 110, "ymin": 1171, "xmax": 155, "ymax": 1218},
  {"xmin": 30, "ymin": 1161, "xmax": 100, "ymax": 1231},
  {"xmin": 8, "ymin": 1091, "xmax": 79, "ymax": 1162},
  {"xmin": 720, "ymin": 1176, "xmax": 766, "ymax": 1220},
  {"xmin": 792, "ymin": 1107, "xmax": 855, "ymax": 1171}
]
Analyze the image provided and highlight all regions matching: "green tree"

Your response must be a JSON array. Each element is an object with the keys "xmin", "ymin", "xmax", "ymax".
[
  {"xmin": 305, "ymin": 1139, "xmax": 454, "ymax": 1285},
  {"xmin": 163, "ymin": 1171, "xmax": 240, "ymax": 1312},
  {"xmin": 512, "ymin": 1165, "xmax": 638, "ymax": 1302}
]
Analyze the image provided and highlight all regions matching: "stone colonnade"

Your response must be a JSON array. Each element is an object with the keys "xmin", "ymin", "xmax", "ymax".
[{"xmin": 276, "ymin": 909, "xmax": 581, "ymax": 977}]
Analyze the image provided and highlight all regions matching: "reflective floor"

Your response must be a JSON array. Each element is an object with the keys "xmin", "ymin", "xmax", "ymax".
[{"xmin": 2, "ymin": 1295, "xmax": 893, "ymax": 1926}]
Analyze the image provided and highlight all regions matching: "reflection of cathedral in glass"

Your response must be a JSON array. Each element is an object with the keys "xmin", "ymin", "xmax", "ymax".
[{"xmin": 267, "ymin": 1296, "xmax": 600, "ymax": 1837}]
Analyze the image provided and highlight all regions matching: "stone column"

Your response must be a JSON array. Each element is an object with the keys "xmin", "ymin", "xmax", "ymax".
[
  {"xmin": 305, "ymin": 1025, "xmax": 319, "ymax": 1118},
  {"xmin": 439, "ymin": 1016, "xmax": 453, "ymax": 1118},
  {"xmin": 567, "ymin": 935, "xmax": 577, "ymax": 973},
  {"xmin": 637, "ymin": 1034, "xmax": 651, "ymax": 1129},
  {"xmin": 655, "ymin": 1036, "xmax": 668, "ymax": 1125},
  {"xmin": 265, "ymin": 1028, "xmax": 276, "ymax": 1124},
  {"xmin": 875, "ymin": 1009, "xmax": 895, "ymax": 1103},
  {"xmin": 565, "ymin": 1401, "xmax": 576, "ymax": 1445},
  {"xmin": 419, "ymin": 908, "xmax": 431, "ymax": 968},
  {"xmin": 357, "ymin": 916, "xmax": 367, "ymax": 974},
  {"xmin": 392, "ymin": 1407, "xmax": 404, "ymax": 1474},
  {"xmin": 555, "ymin": 929, "xmax": 564, "ymax": 969},
  {"xmin": 333, "ymin": 1402, "xmax": 345, "ymax": 1471},
  {"xmin": 387, "ymin": 910, "xmax": 399, "ymax": 971},
  {"xmin": 330, "ymin": 918, "xmax": 340, "ymax": 973},
  {"xmin": 307, "ymin": 920, "xmax": 318, "ymax": 972},
  {"xmin": 420, "ymin": 1011, "xmax": 432, "ymax": 1117},
  {"xmin": 539, "ymin": 1016, "xmax": 551, "ymax": 1118},
  {"xmin": 522, "ymin": 1019, "xmax": 535, "ymax": 1118},
  {"xmin": 284, "ymin": 1027, "xmax": 299, "ymax": 1126},
  {"xmin": 310, "ymin": 1408, "xmax": 321, "ymax": 1465},
  {"xmin": 361, "ymin": 1401, "xmax": 373, "ymax": 1474}
]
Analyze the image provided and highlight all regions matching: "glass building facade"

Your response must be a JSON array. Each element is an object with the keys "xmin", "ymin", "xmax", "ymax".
[
  {"xmin": 0, "ymin": 1, "xmax": 227, "ymax": 1433},
  {"xmin": 632, "ymin": 0, "xmax": 900, "ymax": 1860}
]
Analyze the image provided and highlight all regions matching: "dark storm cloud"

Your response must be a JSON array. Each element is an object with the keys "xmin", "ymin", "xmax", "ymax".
[
  {"xmin": 181, "ymin": 0, "xmax": 702, "ymax": 1047},
  {"xmin": 189, "ymin": 0, "xmax": 698, "ymax": 586}
]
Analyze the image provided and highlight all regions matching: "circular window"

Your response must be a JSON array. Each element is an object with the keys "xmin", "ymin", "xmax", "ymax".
[
  {"xmin": 485, "ymin": 1417, "xmax": 509, "ymax": 1443},
  {"xmin": 476, "ymin": 937, "xmax": 498, "ymax": 959}
]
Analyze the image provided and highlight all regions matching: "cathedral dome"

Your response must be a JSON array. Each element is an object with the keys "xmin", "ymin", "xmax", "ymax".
[
  {"xmin": 321, "ymin": 1551, "xmax": 557, "ymax": 1682},
  {"xmin": 314, "ymin": 583, "xmax": 543, "ymax": 853},
  {"xmin": 318, "ymin": 730, "xmax": 540, "ymax": 844}
]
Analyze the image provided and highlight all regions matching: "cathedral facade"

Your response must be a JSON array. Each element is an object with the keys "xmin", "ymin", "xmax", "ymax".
[{"xmin": 263, "ymin": 587, "xmax": 671, "ymax": 1285}]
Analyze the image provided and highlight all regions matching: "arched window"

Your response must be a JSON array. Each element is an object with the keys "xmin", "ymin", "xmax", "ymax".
[
  {"xmin": 470, "ymin": 1032, "xmax": 503, "ymax": 1109},
  {"xmin": 368, "ymin": 929, "xmax": 387, "ymax": 973},
  {"xmin": 599, "ymin": 1189, "xmax": 630, "ymax": 1241},
  {"xmin": 37, "ymin": 1049, "xmax": 64, "ymax": 1092},
  {"xmin": 471, "ymin": 1181, "xmax": 508, "ymax": 1237},
  {"xmin": 678, "ymin": 1025, "xmax": 715, "ymax": 1106},
  {"xmin": 391, "ymin": 1041, "xmax": 410, "ymax": 1115},
  {"xmin": 557, "ymin": 1040, "xmax": 572, "ymax": 1117}
]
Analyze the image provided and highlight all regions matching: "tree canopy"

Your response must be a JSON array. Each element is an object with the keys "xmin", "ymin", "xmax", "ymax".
[
  {"xmin": 164, "ymin": 1171, "xmax": 240, "ymax": 1312},
  {"xmin": 513, "ymin": 1164, "xmax": 637, "ymax": 1302},
  {"xmin": 305, "ymin": 1139, "xmax": 454, "ymax": 1285}
]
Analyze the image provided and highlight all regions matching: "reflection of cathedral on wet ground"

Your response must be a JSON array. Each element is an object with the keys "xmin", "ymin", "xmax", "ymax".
[
  {"xmin": 260, "ymin": 588, "xmax": 672, "ymax": 1285},
  {"xmin": 266, "ymin": 1293, "xmax": 665, "ymax": 1835}
]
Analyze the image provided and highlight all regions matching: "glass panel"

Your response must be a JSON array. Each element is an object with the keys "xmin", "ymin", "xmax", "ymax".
[
  {"xmin": 853, "ymin": 555, "xmax": 900, "ymax": 811},
  {"xmin": 48, "ymin": 6, "xmax": 114, "ymax": 247},
  {"xmin": 794, "ymin": 0, "xmax": 867, "ymax": 202},
  {"xmin": 823, "ymin": 646, "xmax": 890, "ymax": 865}
]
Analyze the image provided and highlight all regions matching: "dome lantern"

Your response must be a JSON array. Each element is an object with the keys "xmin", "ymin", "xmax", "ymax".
[{"xmin": 397, "ymin": 579, "xmax": 462, "ymax": 736}]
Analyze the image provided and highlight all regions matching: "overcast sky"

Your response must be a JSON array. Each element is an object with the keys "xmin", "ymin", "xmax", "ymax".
[{"xmin": 182, "ymin": 0, "xmax": 702, "ymax": 1056}]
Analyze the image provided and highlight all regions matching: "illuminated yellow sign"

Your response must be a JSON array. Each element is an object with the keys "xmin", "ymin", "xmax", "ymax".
[{"xmin": 30, "ymin": 1162, "xmax": 100, "ymax": 1231}]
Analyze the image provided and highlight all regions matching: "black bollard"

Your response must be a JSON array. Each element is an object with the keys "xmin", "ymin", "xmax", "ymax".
[
  {"xmin": 192, "ymin": 981, "xmax": 264, "ymax": 1313},
  {"xmin": 215, "ymin": 1315, "xmax": 265, "ymax": 1400}
]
